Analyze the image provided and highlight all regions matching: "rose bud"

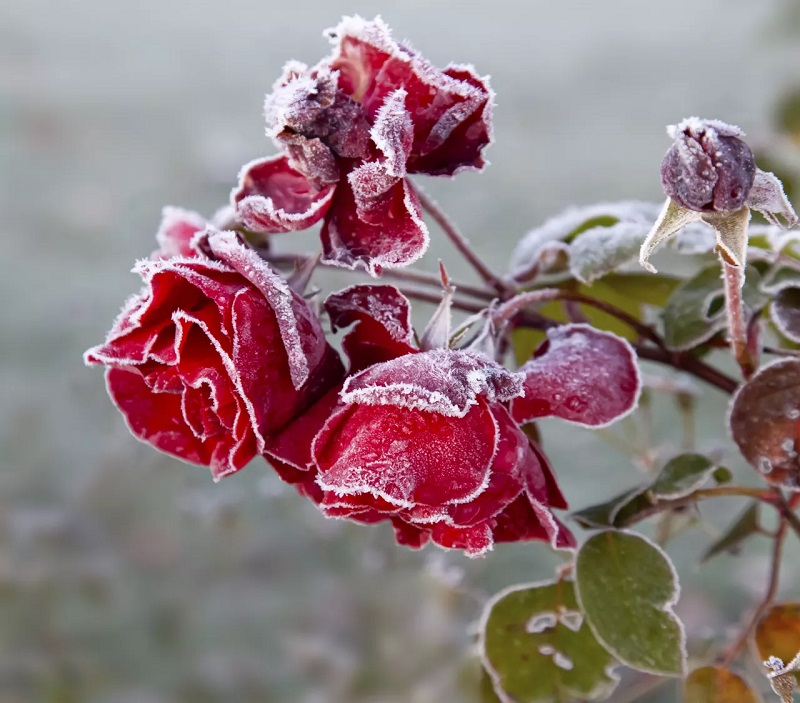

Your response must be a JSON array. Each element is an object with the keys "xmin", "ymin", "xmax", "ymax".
[{"xmin": 661, "ymin": 117, "xmax": 756, "ymax": 213}]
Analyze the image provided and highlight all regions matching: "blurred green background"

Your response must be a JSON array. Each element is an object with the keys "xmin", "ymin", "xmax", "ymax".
[{"xmin": 2, "ymin": 1, "xmax": 800, "ymax": 701}]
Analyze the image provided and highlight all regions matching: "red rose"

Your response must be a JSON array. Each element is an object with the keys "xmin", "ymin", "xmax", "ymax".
[
  {"xmin": 232, "ymin": 16, "xmax": 493, "ymax": 275},
  {"xmin": 84, "ymin": 227, "xmax": 343, "ymax": 480},
  {"xmin": 311, "ymin": 350, "xmax": 574, "ymax": 557}
]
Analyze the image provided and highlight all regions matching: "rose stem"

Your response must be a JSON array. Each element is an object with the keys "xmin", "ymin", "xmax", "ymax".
[
  {"xmin": 412, "ymin": 185, "xmax": 513, "ymax": 298},
  {"xmin": 719, "ymin": 513, "xmax": 787, "ymax": 667},
  {"xmin": 722, "ymin": 260, "xmax": 756, "ymax": 379}
]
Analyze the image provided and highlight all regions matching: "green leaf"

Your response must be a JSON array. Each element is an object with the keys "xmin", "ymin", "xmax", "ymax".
[
  {"xmin": 650, "ymin": 453, "xmax": 716, "ymax": 499},
  {"xmin": 575, "ymin": 531, "xmax": 686, "ymax": 676},
  {"xmin": 601, "ymin": 273, "xmax": 680, "ymax": 307},
  {"xmin": 572, "ymin": 488, "xmax": 645, "ymax": 529},
  {"xmin": 772, "ymin": 287, "xmax": 800, "ymax": 344},
  {"xmin": 576, "ymin": 279, "xmax": 643, "ymax": 342},
  {"xmin": 683, "ymin": 666, "xmax": 761, "ymax": 702},
  {"xmin": 569, "ymin": 222, "xmax": 646, "ymax": 284},
  {"xmin": 481, "ymin": 579, "xmax": 619, "ymax": 703},
  {"xmin": 700, "ymin": 503, "xmax": 760, "ymax": 564},
  {"xmin": 661, "ymin": 265, "xmax": 767, "ymax": 351}
]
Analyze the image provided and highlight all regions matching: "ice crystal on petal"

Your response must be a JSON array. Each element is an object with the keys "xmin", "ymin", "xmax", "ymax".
[
  {"xmin": 341, "ymin": 349, "xmax": 524, "ymax": 417},
  {"xmin": 511, "ymin": 324, "xmax": 641, "ymax": 428}
]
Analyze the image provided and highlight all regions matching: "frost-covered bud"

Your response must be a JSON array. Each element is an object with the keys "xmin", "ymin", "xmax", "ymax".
[{"xmin": 661, "ymin": 118, "xmax": 755, "ymax": 213}]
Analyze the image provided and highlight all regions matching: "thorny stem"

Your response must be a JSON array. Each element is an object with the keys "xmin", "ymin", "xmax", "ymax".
[
  {"xmin": 719, "ymin": 510, "xmax": 788, "ymax": 667},
  {"xmin": 412, "ymin": 185, "xmax": 513, "ymax": 298},
  {"xmin": 722, "ymin": 261, "xmax": 756, "ymax": 379}
]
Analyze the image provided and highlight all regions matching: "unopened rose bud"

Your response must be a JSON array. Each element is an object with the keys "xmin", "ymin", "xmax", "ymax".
[{"xmin": 660, "ymin": 118, "xmax": 756, "ymax": 213}]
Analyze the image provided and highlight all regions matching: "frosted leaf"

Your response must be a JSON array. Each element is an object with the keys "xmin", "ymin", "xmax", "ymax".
[
  {"xmin": 747, "ymin": 168, "xmax": 798, "ymax": 228},
  {"xmin": 569, "ymin": 221, "xmax": 648, "ymax": 284},
  {"xmin": 639, "ymin": 198, "xmax": 703, "ymax": 273},
  {"xmin": 661, "ymin": 264, "xmax": 767, "ymax": 351},
  {"xmin": 232, "ymin": 154, "xmax": 335, "ymax": 234},
  {"xmin": 510, "ymin": 324, "xmax": 640, "ymax": 428},
  {"xmin": 772, "ymin": 288, "xmax": 800, "ymax": 344},
  {"xmin": 341, "ymin": 348, "xmax": 524, "ymax": 417},
  {"xmin": 510, "ymin": 201, "xmax": 658, "ymax": 280},
  {"xmin": 419, "ymin": 267, "xmax": 454, "ymax": 351},
  {"xmin": 313, "ymin": 401, "xmax": 497, "ymax": 508},
  {"xmin": 702, "ymin": 206, "xmax": 751, "ymax": 268},
  {"xmin": 729, "ymin": 358, "xmax": 800, "ymax": 490}
]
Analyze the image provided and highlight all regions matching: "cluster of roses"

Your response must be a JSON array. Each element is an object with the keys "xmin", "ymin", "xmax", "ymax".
[{"xmin": 85, "ymin": 17, "xmax": 641, "ymax": 556}]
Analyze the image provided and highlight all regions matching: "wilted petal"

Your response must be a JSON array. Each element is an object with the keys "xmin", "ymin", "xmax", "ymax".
[
  {"xmin": 639, "ymin": 198, "xmax": 703, "ymax": 273},
  {"xmin": 313, "ymin": 402, "xmax": 497, "ymax": 508},
  {"xmin": 341, "ymin": 348, "xmax": 524, "ymax": 417},
  {"xmin": 232, "ymin": 154, "xmax": 335, "ymax": 233},
  {"xmin": 747, "ymin": 168, "xmax": 798, "ymax": 228},
  {"xmin": 320, "ymin": 174, "xmax": 428, "ymax": 275},
  {"xmin": 493, "ymin": 495, "xmax": 576, "ymax": 550},
  {"xmin": 510, "ymin": 324, "xmax": 641, "ymax": 428},
  {"xmin": 326, "ymin": 15, "xmax": 492, "ymax": 175},
  {"xmin": 324, "ymin": 284, "xmax": 416, "ymax": 371}
]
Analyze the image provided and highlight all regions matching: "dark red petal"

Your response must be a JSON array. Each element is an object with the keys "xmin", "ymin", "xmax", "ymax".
[
  {"xmin": 510, "ymin": 323, "xmax": 641, "ymax": 428},
  {"xmin": 107, "ymin": 367, "xmax": 255, "ymax": 478},
  {"xmin": 313, "ymin": 402, "xmax": 496, "ymax": 508},
  {"xmin": 369, "ymin": 88, "xmax": 413, "ymax": 178},
  {"xmin": 391, "ymin": 518, "xmax": 430, "ymax": 549},
  {"xmin": 529, "ymin": 440, "xmax": 569, "ymax": 510},
  {"xmin": 406, "ymin": 65, "xmax": 493, "ymax": 177},
  {"xmin": 320, "ymin": 174, "xmax": 428, "ymax": 276},
  {"xmin": 153, "ymin": 207, "xmax": 207, "ymax": 259},
  {"xmin": 429, "ymin": 521, "xmax": 493, "ymax": 557},
  {"xmin": 324, "ymin": 284, "xmax": 416, "ymax": 371},
  {"xmin": 208, "ymin": 230, "xmax": 329, "ymax": 389},
  {"xmin": 232, "ymin": 154, "xmax": 335, "ymax": 233},
  {"xmin": 341, "ymin": 349, "xmax": 524, "ymax": 417},
  {"xmin": 263, "ymin": 386, "xmax": 342, "ymax": 472},
  {"xmin": 327, "ymin": 17, "xmax": 492, "ymax": 176},
  {"xmin": 492, "ymin": 495, "xmax": 576, "ymax": 550}
]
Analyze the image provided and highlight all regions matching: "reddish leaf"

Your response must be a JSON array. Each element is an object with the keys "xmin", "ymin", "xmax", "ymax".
[
  {"xmin": 729, "ymin": 358, "xmax": 800, "ymax": 490},
  {"xmin": 510, "ymin": 324, "xmax": 641, "ymax": 428}
]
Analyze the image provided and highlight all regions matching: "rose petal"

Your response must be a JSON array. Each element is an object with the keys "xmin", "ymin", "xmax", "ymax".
[
  {"xmin": 510, "ymin": 324, "xmax": 641, "ymax": 428},
  {"xmin": 153, "ymin": 206, "xmax": 207, "ymax": 259},
  {"xmin": 313, "ymin": 402, "xmax": 497, "ymax": 508},
  {"xmin": 232, "ymin": 154, "xmax": 335, "ymax": 233},
  {"xmin": 327, "ymin": 16, "xmax": 492, "ymax": 175},
  {"xmin": 429, "ymin": 522, "xmax": 494, "ymax": 557},
  {"xmin": 320, "ymin": 173, "xmax": 428, "ymax": 275},
  {"xmin": 341, "ymin": 349, "xmax": 524, "ymax": 418},
  {"xmin": 324, "ymin": 284, "xmax": 416, "ymax": 371},
  {"xmin": 208, "ymin": 229, "xmax": 329, "ymax": 389},
  {"xmin": 493, "ymin": 494, "xmax": 576, "ymax": 550}
]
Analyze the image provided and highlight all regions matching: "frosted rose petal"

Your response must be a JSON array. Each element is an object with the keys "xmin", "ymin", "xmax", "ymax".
[
  {"xmin": 511, "ymin": 324, "xmax": 641, "ymax": 428},
  {"xmin": 313, "ymin": 402, "xmax": 496, "ymax": 508},
  {"xmin": 342, "ymin": 349, "xmax": 524, "ymax": 418},
  {"xmin": 232, "ymin": 154, "xmax": 335, "ymax": 233}
]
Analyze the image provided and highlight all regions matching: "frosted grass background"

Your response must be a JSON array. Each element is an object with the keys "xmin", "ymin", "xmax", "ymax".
[{"xmin": 1, "ymin": 0, "xmax": 799, "ymax": 700}]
